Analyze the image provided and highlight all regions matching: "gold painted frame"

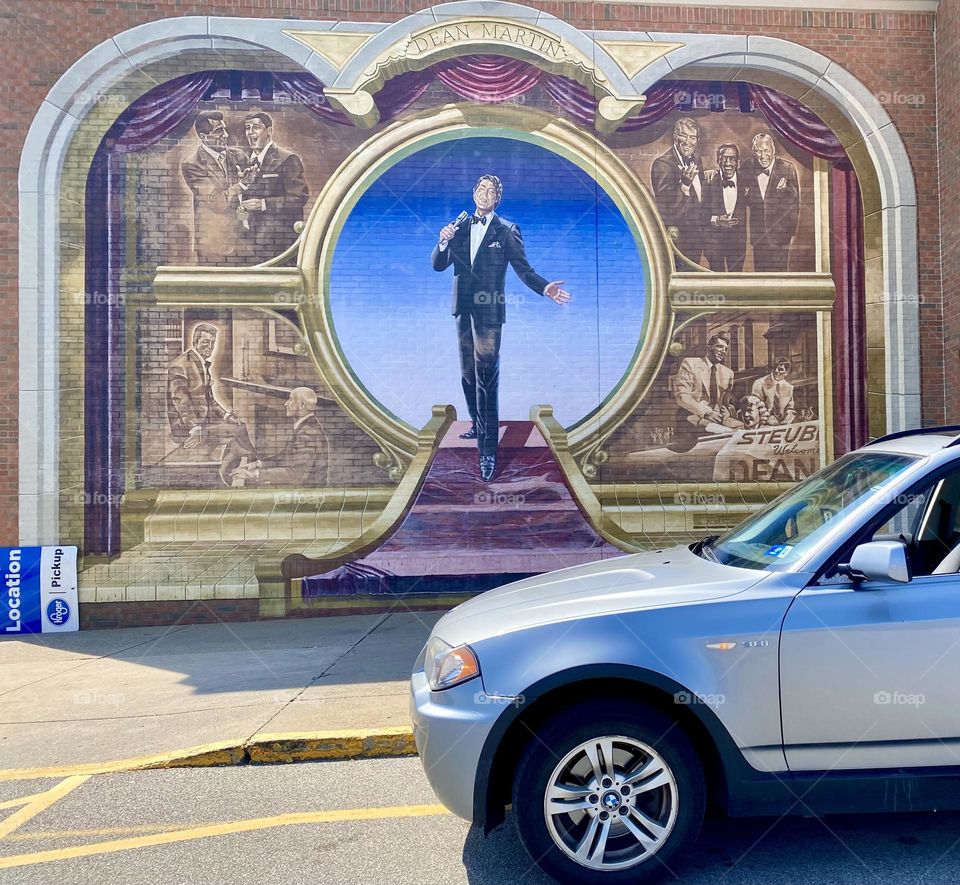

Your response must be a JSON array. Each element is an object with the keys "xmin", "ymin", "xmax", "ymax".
[{"xmin": 296, "ymin": 102, "xmax": 676, "ymax": 479}]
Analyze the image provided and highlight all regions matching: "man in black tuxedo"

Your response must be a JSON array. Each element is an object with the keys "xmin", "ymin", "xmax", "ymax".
[
  {"xmin": 703, "ymin": 144, "xmax": 748, "ymax": 272},
  {"xmin": 651, "ymin": 117, "xmax": 707, "ymax": 266},
  {"xmin": 744, "ymin": 132, "xmax": 800, "ymax": 272},
  {"xmin": 432, "ymin": 174, "xmax": 570, "ymax": 482},
  {"xmin": 180, "ymin": 111, "xmax": 251, "ymax": 265},
  {"xmin": 237, "ymin": 112, "xmax": 309, "ymax": 264}
]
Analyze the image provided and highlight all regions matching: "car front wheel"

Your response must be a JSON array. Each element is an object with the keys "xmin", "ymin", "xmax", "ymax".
[{"xmin": 512, "ymin": 700, "xmax": 705, "ymax": 885}]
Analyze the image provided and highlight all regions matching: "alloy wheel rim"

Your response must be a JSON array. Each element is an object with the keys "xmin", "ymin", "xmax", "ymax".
[{"xmin": 543, "ymin": 735, "xmax": 678, "ymax": 871}]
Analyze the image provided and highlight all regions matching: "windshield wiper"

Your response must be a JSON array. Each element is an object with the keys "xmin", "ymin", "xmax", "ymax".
[{"xmin": 692, "ymin": 535, "xmax": 719, "ymax": 561}]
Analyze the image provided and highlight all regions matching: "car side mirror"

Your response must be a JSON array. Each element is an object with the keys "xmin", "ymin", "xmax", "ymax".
[{"xmin": 839, "ymin": 540, "xmax": 912, "ymax": 586}]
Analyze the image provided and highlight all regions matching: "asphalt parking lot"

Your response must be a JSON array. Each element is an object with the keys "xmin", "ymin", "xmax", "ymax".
[{"xmin": 2, "ymin": 756, "xmax": 960, "ymax": 884}]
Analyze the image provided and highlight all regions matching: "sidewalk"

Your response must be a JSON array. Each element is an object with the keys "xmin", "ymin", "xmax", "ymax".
[{"xmin": 0, "ymin": 611, "xmax": 441, "ymax": 773}]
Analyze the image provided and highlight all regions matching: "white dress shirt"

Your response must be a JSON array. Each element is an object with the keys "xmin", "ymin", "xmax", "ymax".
[
  {"xmin": 757, "ymin": 164, "xmax": 772, "ymax": 199},
  {"xmin": 469, "ymin": 211, "xmax": 494, "ymax": 263},
  {"xmin": 240, "ymin": 140, "xmax": 275, "ymax": 211},
  {"xmin": 676, "ymin": 147, "xmax": 701, "ymax": 200},
  {"xmin": 437, "ymin": 211, "xmax": 495, "ymax": 264},
  {"xmin": 711, "ymin": 174, "xmax": 738, "ymax": 224},
  {"xmin": 722, "ymin": 173, "xmax": 738, "ymax": 215}
]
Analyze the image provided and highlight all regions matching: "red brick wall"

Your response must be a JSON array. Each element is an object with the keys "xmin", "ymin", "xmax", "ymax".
[
  {"xmin": 0, "ymin": 1, "xmax": 943, "ymax": 544},
  {"xmin": 939, "ymin": 0, "xmax": 960, "ymax": 420}
]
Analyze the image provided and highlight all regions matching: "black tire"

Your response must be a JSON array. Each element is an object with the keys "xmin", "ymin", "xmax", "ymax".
[{"xmin": 511, "ymin": 699, "xmax": 706, "ymax": 885}]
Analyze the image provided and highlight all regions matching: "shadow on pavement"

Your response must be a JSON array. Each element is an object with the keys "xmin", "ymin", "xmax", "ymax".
[
  {"xmin": 3, "ymin": 610, "xmax": 441, "ymax": 696},
  {"xmin": 462, "ymin": 809, "xmax": 960, "ymax": 884},
  {"xmin": 0, "ymin": 612, "xmax": 441, "ymax": 770}
]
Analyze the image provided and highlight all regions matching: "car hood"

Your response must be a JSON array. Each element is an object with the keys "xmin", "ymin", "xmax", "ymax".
[{"xmin": 434, "ymin": 544, "xmax": 765, "ymax": 647}]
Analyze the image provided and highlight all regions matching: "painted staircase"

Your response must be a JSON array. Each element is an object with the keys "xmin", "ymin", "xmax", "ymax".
[{"xmin": 301, "ymin": 420, "xmax": 624, "ymax": 598}]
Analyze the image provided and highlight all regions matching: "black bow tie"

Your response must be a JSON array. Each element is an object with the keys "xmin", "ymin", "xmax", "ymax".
[
  {"xmin": 758, "ymin": 168, "xmax": 771, "ymax": 178},
  {"xmin": 721, "ymin": 179, "xmax": 736, "ymax": 189},
  {"xmin": 472, "ymin": 215, "xmax": 487, "ymax": 226}
]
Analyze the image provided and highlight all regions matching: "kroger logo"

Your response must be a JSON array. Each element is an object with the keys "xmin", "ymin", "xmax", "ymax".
[{"xmin": 46, "ymin": 598, "xmax": 70, "ymax": 627}]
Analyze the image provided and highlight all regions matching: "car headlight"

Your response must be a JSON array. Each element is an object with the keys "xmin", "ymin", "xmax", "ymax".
[{"xmin": 424, "ymin": 637, "xmax": 480, "ymax": 691}]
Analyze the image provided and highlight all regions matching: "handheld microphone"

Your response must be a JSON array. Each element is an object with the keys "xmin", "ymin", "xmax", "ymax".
[{"xmin": 452, "ymin": 210, "xmax": 470, "ymax": 228}]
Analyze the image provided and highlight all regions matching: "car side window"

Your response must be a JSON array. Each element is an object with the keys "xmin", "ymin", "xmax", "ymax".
[
  {"xmin": 820, "ymin": 467, "xmax": 960, "ymax": 582},
  {"xmin": 871, "ymin": 488, "xmax": 930, "ymax": 545},
  {"xmin": 909, "ymin": 472, "xmax": 960, "ymax": 576}
]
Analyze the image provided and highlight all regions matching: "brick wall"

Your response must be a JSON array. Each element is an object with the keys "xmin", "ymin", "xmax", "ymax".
[
  {"xmin": 0, "ymin": 0, "xmax": 943, "ymax": 543},
  {"xmin": 939, "ymin": 0, "xmax": 960, "ymax": 420}
]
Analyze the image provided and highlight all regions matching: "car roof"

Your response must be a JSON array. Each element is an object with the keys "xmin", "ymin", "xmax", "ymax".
[{"xmin": 862, "ymin": 426, "xmax": 960, "ymax": 458}]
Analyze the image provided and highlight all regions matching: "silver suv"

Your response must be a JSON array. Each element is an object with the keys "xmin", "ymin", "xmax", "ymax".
[{"xmin": 411, "ymin": 427, "xmax": 960, "ymax": 884}]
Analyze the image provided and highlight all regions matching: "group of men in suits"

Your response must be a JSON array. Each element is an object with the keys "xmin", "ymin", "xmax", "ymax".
[
  {"xmin": 673, "ymin": 336, "xmax": 801, "ymax": 446},
  {"xmin": 166, "ymin": 323, "xmax": 327, "ymax": 487},
  {"xmin": 180, "ymin": 110, "xmax": 308, "ymax": 265},
  {"xmin": 651, "ymin": 118, "xmax": 801, "ymax": 272}
]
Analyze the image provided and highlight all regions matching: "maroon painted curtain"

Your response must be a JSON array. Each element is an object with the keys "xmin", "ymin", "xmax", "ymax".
[
  {"xmin": 831, "ymin": 164, "xmax": 868, "ymax": 453},
  {"xmin": 435, "ymin": 56, "xmax": 542, "ymax": 102},
  {"xmin": 105, "ymin": 72, "xmax": 215, "ymax": 153},
  {"xmin": 748, "ymin": 84, "xmax": 847, "ymax": 163},
  {"xmin": 273, "ymin": 70, "xmax": 433, "ymax": 124},
  {"xmin": 87, "ymin": 73, "xmax": 215, "ymax": 554},
  {"xmin": 540, "ymin": 74, "xmax": 679, "ymax": 130}
]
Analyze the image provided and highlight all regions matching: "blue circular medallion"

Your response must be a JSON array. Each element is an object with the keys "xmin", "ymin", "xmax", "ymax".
[{"xmin": 46, "ymin": 598, "xmax": 70, "ymax": 627}]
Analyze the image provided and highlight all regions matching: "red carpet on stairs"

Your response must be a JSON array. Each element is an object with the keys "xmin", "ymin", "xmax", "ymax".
[{"xmin": 303, "ymin": 421, "xmax": 623, "ymax": 597}]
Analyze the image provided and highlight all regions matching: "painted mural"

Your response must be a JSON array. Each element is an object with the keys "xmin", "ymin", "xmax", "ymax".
[{"xmin": 73, "ymin": 53, "xmax": 855, "ymax": 617}]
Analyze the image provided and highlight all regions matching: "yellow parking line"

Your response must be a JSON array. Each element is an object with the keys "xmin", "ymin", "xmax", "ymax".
[
  {"xmin": 0, "ymin": 793, "xmax": 46, "ymax": 812},
  {"xmin": 0, "ymin": 777, "xmax": 91, "ymax": 840},
  {"xmin": 8, "ymin": 823, "xmax": 210, "ymax": 842},
  {"xmin": 0, "ymin": 742, "xmax": 244, "ymax": 782},
  {"xmin": 0, "ymin": 803, "xmax": 450, "ymax": 869}
]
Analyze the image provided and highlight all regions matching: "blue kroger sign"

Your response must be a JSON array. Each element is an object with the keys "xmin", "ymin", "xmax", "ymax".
[
  {"xmin": 2, "ymin": 547, "xmax": 79, "ymax": 635},
  {"xmin": 46, "ymin": 597, "xmax": 71, "ymax": 627}
]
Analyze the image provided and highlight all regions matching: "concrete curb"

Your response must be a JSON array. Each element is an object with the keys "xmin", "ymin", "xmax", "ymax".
[
  {"xmin": 0, "ymin": 728, "xmax": 417, "ymax": 782},
  {"xmin": 248, "ymin": 728, "xmax": 416, "ymax": 764}
]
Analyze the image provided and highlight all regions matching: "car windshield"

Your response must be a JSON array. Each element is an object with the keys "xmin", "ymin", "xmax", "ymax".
[{"xmin": 706, "ymin": 450, "xmax": 920, "ymax": 570}]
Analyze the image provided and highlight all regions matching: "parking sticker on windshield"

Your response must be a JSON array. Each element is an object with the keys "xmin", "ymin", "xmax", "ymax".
[{"xmin": 765, "ymin": 544, "xmax": 793, "ymax": 558}]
